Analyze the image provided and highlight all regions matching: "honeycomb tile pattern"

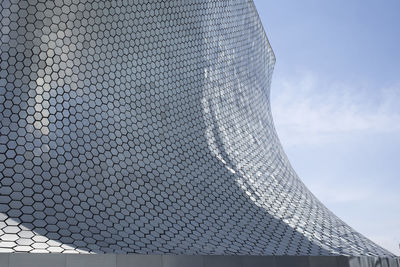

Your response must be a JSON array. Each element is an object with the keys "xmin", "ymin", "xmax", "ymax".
[{"xmin": 0, "ymin": 0, "xmax": 395, "ymax": 257}]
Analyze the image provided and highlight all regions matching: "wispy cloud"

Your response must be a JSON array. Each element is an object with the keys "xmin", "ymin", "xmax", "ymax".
[
  {"xmin": 310, "ymin": 182, "xmax": 372, "ymax": 203},
  {"xmin": 270, "ymin": 71, "xmax": 400, "ymax": 255},
  {"xmin": 271, "ymin": 71, "xmax": 400, "ymax": 147}
]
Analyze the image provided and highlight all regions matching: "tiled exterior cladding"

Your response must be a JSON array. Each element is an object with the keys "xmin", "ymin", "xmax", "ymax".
[{"xmin": 0, "ymin": 0, "xmax": 395, "ymax": 257}]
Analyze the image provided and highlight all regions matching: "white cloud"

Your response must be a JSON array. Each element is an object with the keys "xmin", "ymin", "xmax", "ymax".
[
  {"xmin": 271, "ymin": 71, "xmax": 400, "ymax": 147},
  {"xmin": 309, "ymin": 182, "xmax": 371, "ymax": 203},
  {"xmin": 269, "ymin": 71, "xmax": 400, "ymax": 255}
]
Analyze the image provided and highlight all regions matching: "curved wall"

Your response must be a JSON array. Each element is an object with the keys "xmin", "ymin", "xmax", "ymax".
[{"xmin": 0, "ymin": 0, "xmax": 394, "ymax": 257}]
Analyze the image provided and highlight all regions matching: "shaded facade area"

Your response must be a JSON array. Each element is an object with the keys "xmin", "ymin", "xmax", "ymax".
[
  {"xmin": 0, "ymin": 0, "xmax": 397, "ymax": 261},
  {"xmin": 0, "ymin": 254, "xmax": 399, "ymax": 267}
]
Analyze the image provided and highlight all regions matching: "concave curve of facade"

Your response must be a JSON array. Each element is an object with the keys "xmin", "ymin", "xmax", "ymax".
[{"xmin": 0, "ymin": 0, "xmax": 394, "ymax": 258}]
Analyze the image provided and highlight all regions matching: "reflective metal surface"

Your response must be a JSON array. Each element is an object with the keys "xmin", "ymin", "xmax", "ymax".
[{"xmin": 0, "ymin": 0, "xmax": 395, "ymax": 257}]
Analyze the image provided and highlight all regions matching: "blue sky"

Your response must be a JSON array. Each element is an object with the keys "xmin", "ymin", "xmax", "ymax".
[{"xmin": 254, "ymin": 0, "xmax": 400, "ymax": 255}]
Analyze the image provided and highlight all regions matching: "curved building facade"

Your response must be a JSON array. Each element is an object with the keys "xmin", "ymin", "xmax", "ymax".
[{"xmin": 0, "ymin": 0, "xmax": 396, "ymax": 259}]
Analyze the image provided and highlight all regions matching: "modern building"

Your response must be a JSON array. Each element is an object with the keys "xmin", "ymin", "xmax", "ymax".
[{"xmin": 0, "ymin": 0, "xmax": 398, "ymax": 266}]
